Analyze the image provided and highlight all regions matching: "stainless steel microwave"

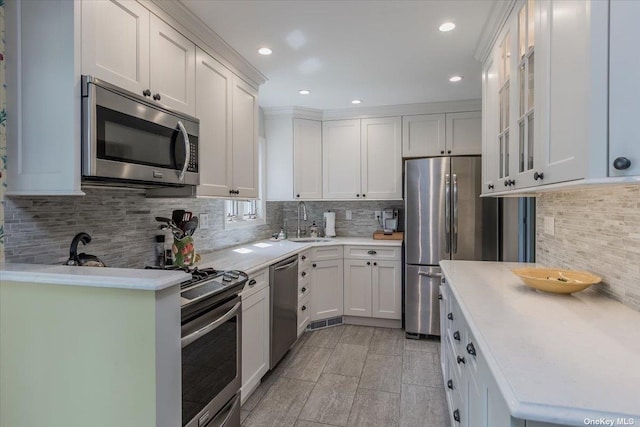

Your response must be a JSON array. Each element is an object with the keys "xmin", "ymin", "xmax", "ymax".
[{"xmin": 81, "ymin": 76, "xmax": 199, "ymax": 187}]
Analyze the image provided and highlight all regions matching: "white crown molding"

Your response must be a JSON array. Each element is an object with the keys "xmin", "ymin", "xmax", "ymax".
[
  {"xmin": 474, "ymin": 0, "xmax": 517, "ymax": 63},
  {"xmin": 321, "ymin": 99, "xmax": 482, "ymax": 121},
  {"xmin": 142, "ymin": 0, "xmax": 267, "ymax": 87},
  {"xmin": 263, "ymin": 106, "xmax": 323, "ymax": 120}
]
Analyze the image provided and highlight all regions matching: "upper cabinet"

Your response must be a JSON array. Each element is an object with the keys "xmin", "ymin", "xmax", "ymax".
[
  {"xmin": 323, "ymin": 117, "xmax": 402, "ymax": 200},
  {"xmin": 231, "ymin": 76, "xmax": 259, "ymax": 198},
  {"xmin": 402, "ymin": 112, "xmax": 481, "ymax": 158},
  {"xmin": 294, "ymin": 119, "xmax": 323, "ymax": 200},
  {"xmin": 82, "ymin": 2, "xmax": 196, "ymax": 116}
]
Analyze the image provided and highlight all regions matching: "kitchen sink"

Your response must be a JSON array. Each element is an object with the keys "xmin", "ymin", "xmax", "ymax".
[{"xmin": 288, "ymin": 238, "xmax": 333, "ymax": 243}]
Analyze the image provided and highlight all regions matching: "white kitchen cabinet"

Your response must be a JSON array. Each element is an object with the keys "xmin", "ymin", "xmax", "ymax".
[
  {"xmin": 82, "ymin": 3, "xmax": 196, "ymax": 116},
  {"xmin": 81, "ymin": 0, "xmax": 150, "ymax": 96},
  {"xmin": 310, "ymin": 257, "xmax": 344, "ymax": 321},
  {"xmin": 323, "ymin": 117, "xmax": 402, "ymax": 200},
  {"xmin": 240, "ymin": 270, "xmax": 270, "ymax": 403},
  {"xmin": 361, "ymin": 117, "xmax": 403, "ymax": 199},
  {"xmin": 322, "ymin": 120, "xmax": 361, "ymax": 199},
  {"xmin": 343, "ymin": 246, "xmax": 401, "ymax": 321},
  {"xmin": 297, "ymin": 293, "xmax": 312, "ymax": 337},
  {"xmin": 482, "ymin": 43, "xmax": 500, "ymax": 195},
  {"xmin": 608, "ymin": 0, "xmax": 640, "ymax": 177},
  {"xmin": 293, "ymin": 119, "xmax": 323, "ymax": 199},
  {"xmin": 402, "ymin": 114, "xmax": 445, "ymax": 158},
  {"xmin": 231, "ymin": 76, "xmax": 259, "ymax": 198},
  {"xmin": 445, "ymin": 112, "xmax": 482, "ymax": 156},
  {"xmin": 193, "ymin": 48, "xmax": 233, "ymax": 197}
]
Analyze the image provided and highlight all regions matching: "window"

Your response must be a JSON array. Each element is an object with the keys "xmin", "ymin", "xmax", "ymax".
[{"xmin": 224, "ymin": 138, "xmax": 266, "ymax": 228}]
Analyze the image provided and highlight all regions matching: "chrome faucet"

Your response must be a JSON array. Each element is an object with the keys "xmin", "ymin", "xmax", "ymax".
[{"xmin": 297, "ymin": 201, "xmax": 308, "ymax": 238}]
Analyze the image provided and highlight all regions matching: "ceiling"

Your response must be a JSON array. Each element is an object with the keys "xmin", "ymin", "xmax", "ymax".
[{"xmin": 180, "ymin": 0, "xmax": 497, "ymax": 111}]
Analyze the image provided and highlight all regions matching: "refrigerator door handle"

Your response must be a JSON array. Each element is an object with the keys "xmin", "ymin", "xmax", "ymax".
[
  {"xmin": 419, "ymin": 271, "xmax": 443, "ymax": 278},
  {"xmin": 445, "ymin": 173, "xmax": 451, "ymax": 254},
  {"xmin": 453, "ymin": 173, "xmax": 458, "ymax": 254}
]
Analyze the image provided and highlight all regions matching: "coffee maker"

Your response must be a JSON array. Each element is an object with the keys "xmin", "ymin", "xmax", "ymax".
[{"xmin": 382, "ymin": 209, "xmax": 399, "ymax": 234}]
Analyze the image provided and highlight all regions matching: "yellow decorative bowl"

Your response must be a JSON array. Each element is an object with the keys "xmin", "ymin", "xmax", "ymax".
[{"xmin": 511, "ymin": 268, "xmax": 601, "ymax": 294}]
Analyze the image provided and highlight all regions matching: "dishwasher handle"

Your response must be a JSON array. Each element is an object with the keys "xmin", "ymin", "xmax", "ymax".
[{"xmin": 273, "ymin": 258, "xmax": 298, "ymax": 271}]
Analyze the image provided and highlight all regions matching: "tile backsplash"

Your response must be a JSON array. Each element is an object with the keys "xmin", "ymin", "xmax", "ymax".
[
  {"xmin": 536, "ymin": 184, "xmax": 640, "ymax": 311},
  {"xmin": 4, "ymin": 188, "xmax": 282, "ymax": 268}
]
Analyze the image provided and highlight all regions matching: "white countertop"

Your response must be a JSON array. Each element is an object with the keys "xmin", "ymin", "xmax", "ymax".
[
  {"xmin": 440, "ymin": 260, "xmax": 640, "ymax": 426},
  {"xmin": 0, "ymin": 237, "xmax": 400, "ymax": 290}
]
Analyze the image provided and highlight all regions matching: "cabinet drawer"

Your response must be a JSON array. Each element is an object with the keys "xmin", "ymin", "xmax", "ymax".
[
  {"xmin": 298, "ymin": 276, "xmax": 311, "ymax": 301},
  {"xmin": 299, "ymin": 250, "xmax": 311, "ymax": 269},
  {"xmin": 310, "ymin": 245, "xmax": 343, "ymax": 261},
  {"xmin": 297, "ymin": 293, "xmax": 312, "ymax": 336},
  {"xmin": 240, "ymin": 268, "xmax": 269, "ymax": 299},
  {"xmin": 343, "ymin": 245, "xmax": 401, "ymax": 261}
]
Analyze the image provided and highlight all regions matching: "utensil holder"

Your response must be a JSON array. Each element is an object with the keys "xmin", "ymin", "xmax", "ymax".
[{"xmin": 172, "ymin": 235, "xmax": 195, "ymax": 267}]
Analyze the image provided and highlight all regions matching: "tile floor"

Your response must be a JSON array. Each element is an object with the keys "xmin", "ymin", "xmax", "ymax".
[{"xmin": 240, "ymin": 325, "xmax": 448, "ymax": 427}]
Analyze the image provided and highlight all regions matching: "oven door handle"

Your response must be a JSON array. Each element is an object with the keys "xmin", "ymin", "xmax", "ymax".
[
  {"xmin": 177, "ymin": 120, "xmax": 190, "ymax": 181},
  {"xmin": 181, "ymin": 301, "xmax": 241, "ymax": 348}
]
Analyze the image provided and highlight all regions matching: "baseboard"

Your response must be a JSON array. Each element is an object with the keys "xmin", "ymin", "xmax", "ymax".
[{"xmin": 343, "ymin": 316, "xmax": 402, "ymax": 329}]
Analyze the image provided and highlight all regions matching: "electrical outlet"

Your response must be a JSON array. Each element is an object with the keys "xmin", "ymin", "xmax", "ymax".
[
  {"xmin": 200, "ymin": 213, "xmax": 209, "ymax": 230},
  {"xmin": 374, "ymin": 210, "xmax": 382, "ymax": 221},
  {"xmin": 544, "ymin": 216, "xmax": 555, "ymax": 236},
  {"xmin": 346, "ymin": 210, "xmax": 352, "ymax": 220}
]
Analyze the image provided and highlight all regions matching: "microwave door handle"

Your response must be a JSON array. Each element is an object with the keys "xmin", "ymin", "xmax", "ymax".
[
  {"xmin": 177, "ymin": 120, "xmax": 190, "ymax": 181},
  {"xmin": 181, "ymin": 301, "xmax": 241, "ymax": 348}
]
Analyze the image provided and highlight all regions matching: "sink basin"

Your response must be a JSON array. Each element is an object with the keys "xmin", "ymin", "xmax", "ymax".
[{"xmin": 288, "ymin": 238, "xmax": 333, "ymax": 243}]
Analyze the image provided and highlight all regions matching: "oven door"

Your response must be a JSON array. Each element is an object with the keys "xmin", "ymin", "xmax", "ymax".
[
  {"xmin": 182, "ymin": 296, "xmax": 242, "ymax": 427},
  {"xmin": 82, "ymin": 76, "xmax": 200, "ymax": 186}
]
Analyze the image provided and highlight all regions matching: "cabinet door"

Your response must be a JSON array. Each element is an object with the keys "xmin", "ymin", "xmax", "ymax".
[
  {"xmin": 482, "ymin": 47, "xmax": 500, "ymax": 194},
  {"xmin": 241, "ymin": 287, "xmax": 270, "ymax": 402},
  {"xmin": 343, "ymin": 259, "xmax": 372, "ymax": 317},
  {"xmin": 81, "ymin": 0, "xmax": 150, "ymax": 96},
  {"xmin": 231, "ymin": 76, "xmax": 260, "ymax": 198},
  {"xmin": 293, "ymin": 119, "xmax": 323, "ymax": 199},
  {"xmin": 195, "ymin": 48, "xmax": 233, "ymax": 197},
  {"xmin": 446, "ymin": 112, "xmax": 481, "ymax": 156},
  {"xmin": 323, "ymin": 120, "xmax": 361, "ymax": 199},
  {"xmin": 609, "ymin": 1, "xmax": 640, "ymax": 177},
  {"xmin": 372, "ymin": 260, "xmax": 401, "ymax": 319},
  {"xmin": 402, "ymin": 114, "xmax": 446, "ymax": 157},
  {"xmin": 361, "ymin": 117, "xmax": 402, "ymax": 200},
  {"xmin": 149, "ymin": 15, "xmax": 195, "ymax": 115},
  {"xmin": 310, "ymin": 259, "xmax": 344, "ymax": 321}
]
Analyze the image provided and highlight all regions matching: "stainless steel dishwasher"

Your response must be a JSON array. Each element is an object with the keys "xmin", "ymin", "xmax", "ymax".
[{"xmin": 269, "ymin": 255, "xmax": 299, "ymax": 369}]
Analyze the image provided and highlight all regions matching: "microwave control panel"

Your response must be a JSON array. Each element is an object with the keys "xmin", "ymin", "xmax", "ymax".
[{"xmin": 187, "ymin": 141, "xmax": 198, "ymax": 172}]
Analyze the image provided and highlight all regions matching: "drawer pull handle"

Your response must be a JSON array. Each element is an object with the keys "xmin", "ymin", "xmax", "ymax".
[
  {"xmin": 438, "ymin": 294, "xmax": 442, "ymax": 300},
  {"xmin": 312, "ymin": 263, "xmax": 317, "ymax": 268},
  {"xmin": 447, "ymin": 379, "xmax": 453, "ymax": 390},
  {"xmin": 301, "ymin": 287, "xmax": 307, "ymax": 293},
  {"xmin": 301, "ymin": 305, "xmax": 307, "ymax": 311},
  {"xmin": 453, "ymin": 331, "xmax": 460, "ymax": 341},
  {"xmin": 301, "ymin": 271, "xmax": 307, "ymax": 277},
  {"xmin": 453, "ymin": 409, "xmax": 460, "ymax": 422},
  {"xmin": 466, "ymin": 342, "xmax": 476, "ymax": 356},
  {"xmin": 457, "ymin": 356, "xmax": 465, "ymax": 365},
  {"xmin": 613, "ymin": 156, "xmax": 631, "ymax": 170},
  {"xmin": 301, "ymin": 255, "xmax": 306, "ymax": 260},
  {"xmin": 367, "ymin": 250, "xmax": 377, "ymax": 255},
  {"xmin": 248, "ymin": 279, "xmax": 256, "ymax": 286},
  {"xmin": 447, "ymin": 312, "xmax": 453, "ymax": 320}
]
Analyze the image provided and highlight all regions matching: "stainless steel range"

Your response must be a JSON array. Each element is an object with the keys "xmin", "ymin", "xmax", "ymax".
[{"xmin": 174, "ymin": 267, "xmax": 248, "ymax": 427}]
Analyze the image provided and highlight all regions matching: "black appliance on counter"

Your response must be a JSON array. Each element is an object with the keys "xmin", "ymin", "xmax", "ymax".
[{"xmin": 149, "ymin": 266, "xmax": 247, "ymax": 427}]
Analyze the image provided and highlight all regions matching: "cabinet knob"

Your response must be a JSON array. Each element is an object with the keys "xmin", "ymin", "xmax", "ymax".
[
  {"xmin": 229, "ymin": 190, "xmax": 234, "ymax": 194},
  {"xmin": 447, "ymin": 379, "xmax": 453, "ymax": 390},
  {"xmin": 301, "ymin": 271, "xmax": 306, "ymax": 277},
  {"xmin": 504, "ymin": 180, "xmax": 510, "ymax": 187},
  {"xmin": 312, "ymin": 263, "xmax": 317, "ymax": 268},
  {"xmin": 488, "ymin": 184, "xmax": 494, "ymax": 190},
  {"xmin": 457, "ymin": 355, "xmax": 466, "ymax": 365},
  {"xmin": 373, "ymin": 262, "xmax": 377, "ymax": 266},
  {"xmin": 301, "ymin": 255, "xmax": 306, "ymax": 261},
  {"xmin": 447, "ymin": 312, "xmax": 453, "ymax": 320},
  {"xmin": 362, "ymin": 194, "xmax": 366, "ymax": 197},
  {"xmin": 466, "ymin": 342, "xmax": 477, "ymax": 356},
  {"xmin": 367, "ymin": 261, "xmax": 371, "ymax": 266},
  {"xmin": 301, "ymin": 287, "xmax": 307, "ymax": 293},
  {"xmin": 453, "ymin": 331, "xmax": 460, "ymax": 341},
  {"xmin": 533, "ymin": 171, "xmax": 544, "ymax": 181},
  {"xmin": 153, "ymin": 93, "xmax": 161, "ymax": 101},
  {"xmin": 296, "ymin": 194, "xmax": 300, "ymax": 198},
  {"xmin": 356, "ymin": 194, "xmax": 360, "ymax": 197},
  {"xmin": 440, "ymin": 150, "xmax": 445, "ymax": 155},
  {"xmin": 248, "ymin": 279, "xmax": 256, "ymax": 286},
  {"xmin": 448, "ymin": 150, "xmax": 452, "ymax": 154},
  {"xmin": 301, "ymin": 305, "xmax": 307, "ymax": 311},
  {"xmin": 511, "ymin": 179, "xmax": 516, "ymax": 186},
  {"xmin": 438, "ymin": 294, "xmax": 442, "ymax": 300},
  {"xmin": 613, "ymin": 157, "xmax": 631, "ymax": 170},
  {"xmin": 142, "ymin": 89, "xmax": 151, "ymax": 97},
  {"xmin": 453, "ymin": 409, "xmax": 460, "ymax": 423}
]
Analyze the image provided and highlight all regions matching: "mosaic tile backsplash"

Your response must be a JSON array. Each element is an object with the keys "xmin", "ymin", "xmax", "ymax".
[{"xmin": 536, "ymin": 185, "xmax": 640, "ymax": 311}]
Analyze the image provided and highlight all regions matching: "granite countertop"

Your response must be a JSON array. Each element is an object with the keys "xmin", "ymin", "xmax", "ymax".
[
  {"xmin": 439, "ymin": 260, "xmax": 640, "ymax": 426},
  {"xmin": 0, "ymin": 237, "xmax": 401, "ymax": 290}
]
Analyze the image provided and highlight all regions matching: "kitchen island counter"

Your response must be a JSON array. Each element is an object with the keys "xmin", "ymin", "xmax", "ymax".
[{"xmin": 440, "ymin": 260, "xmax": 640, "ymax": 426}]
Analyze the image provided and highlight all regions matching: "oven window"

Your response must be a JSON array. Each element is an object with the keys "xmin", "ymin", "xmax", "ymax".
[
  {"xmin": 182, "ymin": 315, "xmax": 238, "ymax": 425},
  {"xmin": 96, "ymin": 106, "xmax": 187, "ymax": 170}
]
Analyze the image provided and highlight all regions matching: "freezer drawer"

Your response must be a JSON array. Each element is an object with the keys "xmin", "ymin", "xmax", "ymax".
[{"xmin": 405, "ymin": 265, "xmax": 441, "ymax": 336}]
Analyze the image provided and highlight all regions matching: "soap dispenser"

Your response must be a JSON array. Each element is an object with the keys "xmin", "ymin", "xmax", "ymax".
[{"xmin": 309, "ymin": 221, "xmax": 319, "ymax": 238}]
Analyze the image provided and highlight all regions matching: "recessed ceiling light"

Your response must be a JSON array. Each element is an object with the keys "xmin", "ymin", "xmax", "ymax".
[
  {"xmin": 299, "ymin": 90, "xmax": 310, "ymax": 95},
  {"xmin": 258, "ymin": 47, "xmax": 272, "ymax": 56},
  {"xmin": 351, "ymin": 99, "xmax": 362, "ymax": 105},
  {"xmin": 439, "ymin": 22, "xmax": 456, "ymax": 32},
  {"xmin": 449, "ymin": 75, "xmax": 463, "ymax": 82}
]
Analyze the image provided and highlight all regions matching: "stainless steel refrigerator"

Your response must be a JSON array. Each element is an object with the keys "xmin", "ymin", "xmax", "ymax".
[{"xmin": 404, "ymin": 157, "xmax": 498, "ymax": 338}]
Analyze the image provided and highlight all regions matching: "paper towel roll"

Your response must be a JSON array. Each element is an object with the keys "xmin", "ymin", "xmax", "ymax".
[{"xmin": 323, "ymin": 212, "xmax": 336, "ymax": 237}]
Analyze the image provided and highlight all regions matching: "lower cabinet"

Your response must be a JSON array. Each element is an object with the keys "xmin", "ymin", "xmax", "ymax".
[
  {"xmin": 309, "ymin": 256, "xmax": 344, "ymax": 321},
  {"xmin": 240, "ymin": 270, "xmax": 269, "ymax": 404}
]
